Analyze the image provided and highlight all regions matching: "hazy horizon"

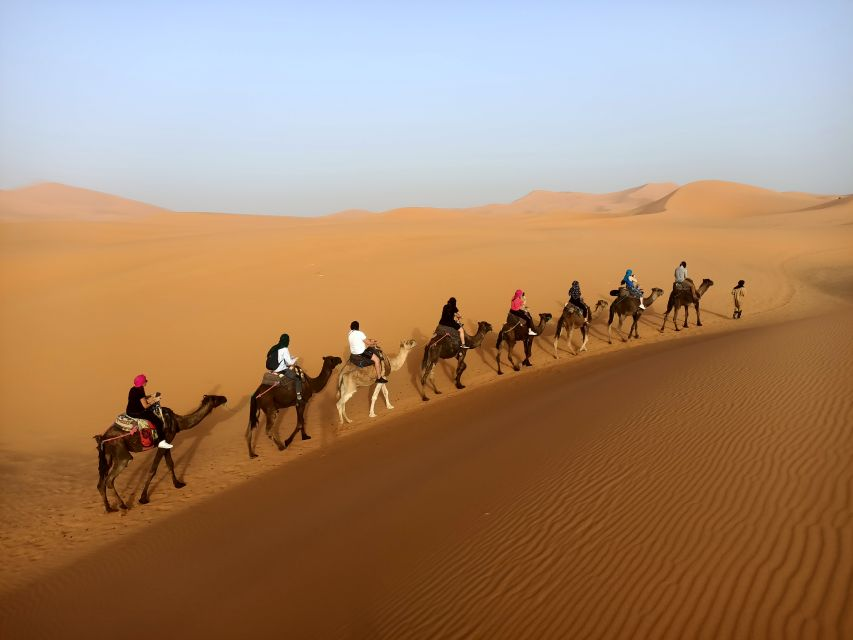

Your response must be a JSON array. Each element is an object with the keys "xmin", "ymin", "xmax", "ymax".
[{"xmin": 2, "ymin": 1, "xmax": 851, "ymax": 216}]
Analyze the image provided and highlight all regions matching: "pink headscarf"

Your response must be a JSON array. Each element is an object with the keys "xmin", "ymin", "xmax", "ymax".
[
  {"xmin": 133, "ymin": 374, "xmax": 148, "ymax": 388},
  {"xmin": 510, "ymin": 289, "xmax": 525, "ymax": 311}
]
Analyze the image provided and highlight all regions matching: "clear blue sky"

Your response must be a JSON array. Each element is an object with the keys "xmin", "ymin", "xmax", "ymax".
[{"xmin": 1, "ymin": 1, "xmax": 851, "ymax": 215}]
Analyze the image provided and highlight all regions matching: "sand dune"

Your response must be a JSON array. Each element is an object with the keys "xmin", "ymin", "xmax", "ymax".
[
  {"xmin": 0, "ymin": 182, "xmax": 172, "ymax": 221},
  {"xmin": 635, "ymin": 180, "xmax": 835, "ymax": 218},
  {"xmin": 504, "ymin": 182, "xmax": 680, "ymax": 214},
  {"xmin": 0, "ymin": 179, "xmax": 852, "ymax": 636}
]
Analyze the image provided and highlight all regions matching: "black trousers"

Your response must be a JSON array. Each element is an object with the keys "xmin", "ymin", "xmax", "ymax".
[
  {"xmin": 510, "ymin": 308, "xmax": 535, "ymax": 330},
  {"xmin": 128, "ymin": 409, "xmax": 165, "ymax": 441}
]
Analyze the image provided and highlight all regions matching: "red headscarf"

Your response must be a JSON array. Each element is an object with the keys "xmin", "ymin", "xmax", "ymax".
[{"xmin": 510, "ymin": 289, "xmax": 525, "ymax": 311}]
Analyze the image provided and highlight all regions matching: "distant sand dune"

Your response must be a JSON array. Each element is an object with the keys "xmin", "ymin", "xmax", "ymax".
[
  {"xmin": 0, "ymin": 182, "xmax": 171, "ymax": 221},
  {"xmin": 635, "ymin": 180, "xmax": 833, "ymax": 218}
]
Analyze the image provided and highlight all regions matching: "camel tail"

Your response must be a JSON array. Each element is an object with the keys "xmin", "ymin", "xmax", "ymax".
[
  {"xmin": 94, "ymin": 435, "xmax": 108, "ymax": 480},
  {"xmin": 249, "ymin": 393, "xmax": 260, "ymax": 430}
]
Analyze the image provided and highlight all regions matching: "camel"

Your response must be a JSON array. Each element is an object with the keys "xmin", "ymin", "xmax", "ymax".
[
  {"xmin": 419, "ymin": 321, "xmax": 493, "ymax": 401},
  {"xmin": 552, "ymin": 299, "xmax": 608, "ymax": 358},
  {"xmin": 607, "ymin": 287, "xmax": 665, "ymax": 343},
  {"xmin": 659, "ymin": 278, "xmax": 714, "ymax": 332},
  {"xmin": 336, "ymin": 339, "xmax": 417, "ymax": 423},
  {"xmin": 495, "ymin": 312, "xmax": 553, "ymax": 375},
  {"xmin": 246, "ymin": 355, "xmax": 342, "ymax": 458},
  {"xmin": 95, "ymin": 394, "xmax": 228, "ymax": 513}
]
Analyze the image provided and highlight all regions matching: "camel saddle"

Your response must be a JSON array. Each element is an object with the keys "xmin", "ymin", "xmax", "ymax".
[
  {"xmin": 674, "ymin": 280, "xmax": 692, "ymax": 291},
  {"xmin": 261, "ymin": 367, "xmax": 305, "ymax": 387},
  {"xmin": 504, "ymin": 312, "xmax": 525, "ymax": 330},
  {"xmin": 431, "ymin": 324, "xmax": 462, "ymax": 350},
  {"xmin": 114, "ymin": 415, "xmax": 157, "ymax": 448}
]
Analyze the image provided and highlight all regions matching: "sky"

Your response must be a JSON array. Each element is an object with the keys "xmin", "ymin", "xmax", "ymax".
[{"xmin": 1, "ymin": 0, "xmax": 851, "ymax": 216}]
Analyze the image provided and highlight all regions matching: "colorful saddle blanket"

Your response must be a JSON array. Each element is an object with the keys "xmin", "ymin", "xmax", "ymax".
[{"xmin": 114, "ymin": 415, "xmax": 157, "ymax": 448}]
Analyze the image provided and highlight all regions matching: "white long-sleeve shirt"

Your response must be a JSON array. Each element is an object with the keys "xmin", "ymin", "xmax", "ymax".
[{"xmin": 274, "ymin": 347, "xmax": 298, "ymax": 373}]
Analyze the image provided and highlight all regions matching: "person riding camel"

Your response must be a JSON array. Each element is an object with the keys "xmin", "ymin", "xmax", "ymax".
[
  {"xmin": 674, "ymin": 260, "xmax": 699, "ymax": 302},
  {"xmin": 438, "ymin": 297, "xmax": 470, "ymax": 351},
  {"xmin": 510, "ymin": 290, "xmax": 538, "ymax": 335},
  {"xmin": 567, "ymin": 280, "xmax": 590, "ymax": 324},
  {"xmin": 266, "ymin": 333, "xmax": 303, "ymax": 401},
  {"xmin": 126, "ymin": 374, "xmax": 172, "ymax": 449},
  {"xmin": 348, "ymin": 320, "xmax": 388, "ymax": 383},
  {"xmin": 621, "ymin": 269, "xmax": 645, "ymax": 310}
]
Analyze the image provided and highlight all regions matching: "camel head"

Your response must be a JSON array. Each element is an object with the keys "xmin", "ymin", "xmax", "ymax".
[
  {"xmin": 594, "ymin": 299, "xmax": 608, "ymax": 312},
  {"xmin": 539, "ymin": 313, "xmax": 553, "ymax": 322},
  {"xmin": 323, "ymin": 355, "xmax": 343, "ymax": 369},
  {"xmin": 701, "ymin": 278, "xmax": 714, "ymax": 287},
  {"xmin": 203, "ymin": 394, "xmax": 228, "ymax": 408},
  {"xmin": 400, "ymin": 339, "xmax": 417, "ymax": 352},
  {"xmin": 477, "ymin": 321, "xmax": 494, "ymax": 334}
]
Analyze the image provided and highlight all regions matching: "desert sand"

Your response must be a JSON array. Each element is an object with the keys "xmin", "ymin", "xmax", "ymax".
[{"xmin": 1, "ymin": 180, "xmax": 851, "ymax": 637}]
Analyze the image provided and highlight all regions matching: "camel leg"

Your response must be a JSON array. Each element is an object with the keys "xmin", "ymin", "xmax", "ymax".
[
  {"xmin": 267, "ymin": 410, "xmax": 287, "ymax": 451},
  {"xmin": 522, "ymin": 337, "xmax": 533, "ymax": 367},
  {"xmin": 139, "ymin": 449, "xmax": 165, "ymax": 504},
  {"xmin": 695, "ymin": 302, "xmax": 702, "ymax": 327},
  {"xmin": 164, "ymin": 450, "xmax": 184, "ymax": 488},
  {"xmin": 429, "ymin": 364, "xmax": 442, "ymax": 394},
  {"xmin": 660, "ymin": 309, "xmax": 670, "ymax": 332},
  {"xmin": 579, "ymin": 325, "xmax": 589, "ymax": 353},
  {"xmin": 97, "ymin": 446, "xmax": 118, "ymax": 513},
  {"xmin": 631, "ymin": 314, "xmax": 641, "ymax": 339},
  {"xmin": 245, "ymin": 421, "xmax": 258, "ymax": 459},
  {"xmin": 568, "ymin": 325, "xmax": 576, "ymax": 355},
  {"xmin": 284, "ymin": 402, "xmax": 308, "ymax": 447},
  {"xmin": 683, "ymin": 304, "xmax": 689, "ymax": 329},
  {"xmin": 337, "ymin": 386, "xmax": 355, "ymax": 424},
  {"xmin": 618, "ymin": 315, "xmax": 627, "ymax": 342},
  {"xmin": 508, "ymin": 343, "xmax": 521, "ymax": 371},
  {"xmin": 369, "ymin": 384, "xmax": 383, "ymax": 417},
  {"xmin": 106, "ymin": 453, "xmax": 131, "ymax": 510},
  {"xmin": 381, "ymin": 383, "xmax": 394, "ymax": 409},
  {"xmin": 455, "ymin": 352, "xmax": 467, "ymax": 389},
  {"xmin": 553, "ymin": 319, "xmax": 562, "ymax": 359},
  {"xmin": 420, "ymin": 357, "xmax": 439, "ymax": 400}
]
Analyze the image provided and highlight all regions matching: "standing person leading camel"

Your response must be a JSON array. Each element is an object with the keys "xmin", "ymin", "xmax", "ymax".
[
  {"xmin": 732, "ymin": 280, "xmax": 746, "ymax": 318},
  {"xmin": 348, "ymin": 321, "xmax": 388, "ymax": 383}
]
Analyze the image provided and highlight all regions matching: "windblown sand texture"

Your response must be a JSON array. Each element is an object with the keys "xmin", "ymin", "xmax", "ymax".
[{"xmin": 1, "ymin": 180, "xmax": 851, "ymax": 638}]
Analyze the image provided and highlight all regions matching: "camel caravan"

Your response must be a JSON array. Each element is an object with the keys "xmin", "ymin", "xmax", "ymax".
[{"xmin": 95, "ymin": 261, "xmax": 735, "ymax": 512}]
